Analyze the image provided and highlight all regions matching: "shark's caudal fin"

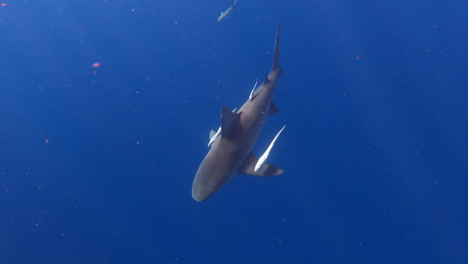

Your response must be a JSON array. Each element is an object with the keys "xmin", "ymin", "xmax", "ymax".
[{"xmin": 271, "ymin": 21, "xmax": 281, "ymax": 74}]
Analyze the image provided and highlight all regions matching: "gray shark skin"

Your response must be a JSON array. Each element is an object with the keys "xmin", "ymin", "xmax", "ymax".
[{"xmin": 192, "ymin": 22, "xmax": 283, "ymax": 202}]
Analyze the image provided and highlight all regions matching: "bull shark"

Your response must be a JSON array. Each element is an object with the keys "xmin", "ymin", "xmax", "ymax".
[{"xmin": 192, "ymin": 22, "xmax": 284, "ymax": 202}]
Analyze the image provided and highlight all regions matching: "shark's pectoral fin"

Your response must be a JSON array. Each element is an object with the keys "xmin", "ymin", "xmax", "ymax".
[
  {"xmin": 208, "ymin": 127, "xmax": 221, "ymax": 147},
  {"xmin": 237, "ymin": 152, "xmax": 284, "ymax": 176},
  {"xmin": 209, "ymin": 129, "xmax": 216, "ymax": 139},
  {"xmin": 269, "ymin": 101, "xmax": 279, "ymax": 115},
  {"xmin": 220, "ymin": 106, "xmax": 240, "ymax": 138}
]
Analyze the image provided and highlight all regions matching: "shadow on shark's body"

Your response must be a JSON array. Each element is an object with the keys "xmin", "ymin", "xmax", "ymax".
[{"xmin": 192, "ymin": 22, "xmax": 284, "ymax": 202}]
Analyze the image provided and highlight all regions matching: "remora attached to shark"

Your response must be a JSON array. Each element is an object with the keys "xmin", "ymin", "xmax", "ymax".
[{"xmin": 192, "ymin": 22, "xmax": 284, "ymax": 202}]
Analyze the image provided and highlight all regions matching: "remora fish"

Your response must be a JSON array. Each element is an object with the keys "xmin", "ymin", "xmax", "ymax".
[
  {"xmin": 255, "ymin": 125, "xmax": 286, "ymax": 172},
  {"xmin": 218, "ymin": 0, "xmax": 237, "ymax": 22},
  {"xmin": 192, "ymin": 22, "xmax": 284, "ymax": 202}
]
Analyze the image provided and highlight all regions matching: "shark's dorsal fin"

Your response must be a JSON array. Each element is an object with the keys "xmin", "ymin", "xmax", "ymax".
[
  {"xmin": 269, "ymin": 101, "xmax": 279, "ymax": 115},
  {"xmin": 237, "ymin": 152, "xmax": 284, "ymax": 176},
  {"xmin": 220, "ymin": 106, "xmax": 240, "ymax": 138}
]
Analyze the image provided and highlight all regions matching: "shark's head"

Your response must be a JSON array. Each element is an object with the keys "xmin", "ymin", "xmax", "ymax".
[{"xmin": 192, "ymin": 148, "xmax": 237, "ymax": 201}]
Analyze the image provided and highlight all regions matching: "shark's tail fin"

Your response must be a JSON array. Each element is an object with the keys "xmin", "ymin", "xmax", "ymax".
[{"xmin": 271, "ymin": 20, "xmax": 281, "ymax": 75}]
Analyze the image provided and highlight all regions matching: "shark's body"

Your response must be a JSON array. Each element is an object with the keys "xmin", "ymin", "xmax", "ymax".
[{"xmin": 192, "ymin": 22, "xmax": 283, "ymax": 202}]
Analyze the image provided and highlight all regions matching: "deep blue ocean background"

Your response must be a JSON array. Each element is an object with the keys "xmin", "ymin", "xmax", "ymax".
[{"xmin": 1, "ymin": 0, "xmax": 467, "ymax": 263}]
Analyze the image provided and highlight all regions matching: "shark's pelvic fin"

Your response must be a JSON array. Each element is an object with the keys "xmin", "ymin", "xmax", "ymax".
[
  {"xmin": 220, "ymin": 106, "xmax": 240, "ymax": 138},
  {"xmin": 255, "ymin": 125, "xmax": 286, "ymax": 172},
  {"xmin": 269, "ymin": 101, "xmax": 279, "ymax": 115},
  {"xmin": 263, "ymin": 73, "xmax": 271, "ymax": 83},
  {"xmin": 238, "ymin": 152, "xmax": 284, "ymax": 176}
]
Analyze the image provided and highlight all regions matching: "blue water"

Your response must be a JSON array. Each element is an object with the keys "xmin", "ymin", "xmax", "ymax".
[{"xmin": 1, "ymin": 1, "xmax": 467, "ymax": 263}]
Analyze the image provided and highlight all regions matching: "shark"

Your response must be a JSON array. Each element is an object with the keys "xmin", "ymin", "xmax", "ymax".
[{"xmin": 192, "ymin": 22, "xmax": 284, "ymax": 202}]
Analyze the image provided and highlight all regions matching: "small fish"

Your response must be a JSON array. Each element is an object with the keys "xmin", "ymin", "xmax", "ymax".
[
  {"xmin": 249, "ymin": 78, "xmax": 259, "ymax": 101},
  {"xmin": 255, "ymin": 125, "xmax": 286, "ymax": 172},
  {"xmin": 218, "ymin": 0, "xmax": 237, "ymax": 22}
]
